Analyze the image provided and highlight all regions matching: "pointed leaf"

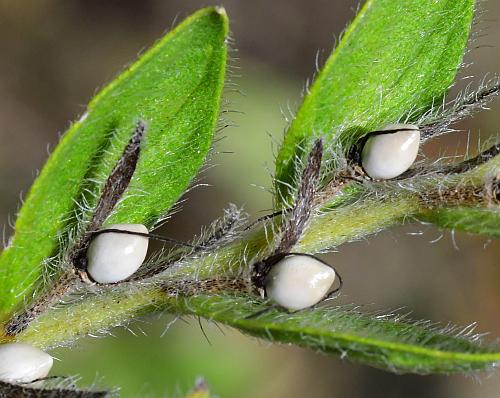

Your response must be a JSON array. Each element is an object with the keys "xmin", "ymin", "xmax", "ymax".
[
  {"xmin": 181, "ymin": 294, "xmax": 500, "ymax": 374},
  {"xmin": 0, "ymin": 7, "xmax": 228, "ymax": 316},
  {"xmin": 420, "ymin": 207, "xmax": 500, "ymax": 238},
  {"xmin": 275, "ymin": 0, "xmax": 475, "ymax": 202}
]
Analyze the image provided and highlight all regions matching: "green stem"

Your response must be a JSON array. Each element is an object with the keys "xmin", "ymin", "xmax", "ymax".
[
  {"xmin": 1, "ymin": 156, "xmax": 497, "ymax": 352},
  {"xmin": 0, "ymin": 194, "xmax": 437, "ymax": 348}
]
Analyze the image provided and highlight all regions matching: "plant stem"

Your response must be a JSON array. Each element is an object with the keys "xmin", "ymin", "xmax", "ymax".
[{"xmin": 1, "ymin": 151, "xmax": 497, "ymax": 350}]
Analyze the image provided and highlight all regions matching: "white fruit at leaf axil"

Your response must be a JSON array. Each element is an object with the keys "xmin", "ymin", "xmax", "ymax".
[
  {"xmin": 0, "ymin": 342, "xmax": 53, "ymax": 383},
  {"xmin": 86, "ymin": 223, "xmax": 149, "ymax": 283},
  {"xmin": 265, "ymin": 254, "xmax": 336, "ymax": 311},
  {"xmin": 361, "ymin": 123, "xmax": 421, "ymax": 179}
]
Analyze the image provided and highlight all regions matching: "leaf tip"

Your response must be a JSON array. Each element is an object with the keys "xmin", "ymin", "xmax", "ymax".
[
  {"xmin": 212, "ymin": 5, "xmax": 229, "ymax": 35},
  {"xmin": 197, "ymin": 6, "xmax": 228, "ymax": 22},
  {"xmin": 214, "ymin": 5, "xmax": 227, "ymax": 17},
  {"xmin": 189, "ymin": 6, "xmax": 229, "ymax": 39}
]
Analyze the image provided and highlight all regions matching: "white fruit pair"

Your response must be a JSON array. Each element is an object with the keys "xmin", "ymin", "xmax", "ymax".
[
  {"xmin": 70, "ymin": 123, "xmax": 423, "ymax": 311},
  {"xmin": 265, "ymin": 123, "xmax": 422, "ymax": 310}
]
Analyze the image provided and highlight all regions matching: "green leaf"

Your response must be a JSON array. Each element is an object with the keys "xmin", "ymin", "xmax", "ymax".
[
  {"xmin": 0, "ymin": 7, "xmax": 228, "ymax": 317},
  {"xmin": 419, "ymin": 207, "xmax": 500, "ymax": 238},
  {"xmin": 179, "ymin": 294, "xmax": 500, "ymax": 374},
  {"xmin": 275, "ymin": 0, "xmax": 475, "ymax": 203}
]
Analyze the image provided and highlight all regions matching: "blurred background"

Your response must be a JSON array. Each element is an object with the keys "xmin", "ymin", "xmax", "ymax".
[{"xmin": 0, "ymin": 1, "xmax": 499, "ymax": 397}]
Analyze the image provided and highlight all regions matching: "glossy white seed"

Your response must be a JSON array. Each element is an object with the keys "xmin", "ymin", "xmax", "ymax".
[
  {"xmin": 361, "ymin": 123, "xmax": 420, "ymax": 179},
  {"xmin": 0, "ymin": 343, "xmax": 53, "ymax": 383},
  {"xmin": 265, "ymin": 255, "xmax": 336, "ymax": 311},
  {"xmin": 86, "ymin": 223, "xmax": 148, "ymax": 283}
]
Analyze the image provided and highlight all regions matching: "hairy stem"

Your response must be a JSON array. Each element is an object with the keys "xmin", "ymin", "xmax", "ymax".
[{"xmin": 1, "ymin": 147, "xmax": 498, "ymax": 349}]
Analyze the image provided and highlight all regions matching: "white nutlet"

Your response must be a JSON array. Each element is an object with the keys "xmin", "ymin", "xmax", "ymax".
[
  {"xmin": 265, "ymin": 254, "xmax": 336, "ymax": 311},
  {"xmin": 361, "ymin": 123, "xmax": 421, "ymax": 179},
  {"xmin": 86, "ymin": 223, "xmax": 149, "ymax": 283},
  {"xmin": 0, "ymin": 343, "xmax": 53, "ymax": 383}
]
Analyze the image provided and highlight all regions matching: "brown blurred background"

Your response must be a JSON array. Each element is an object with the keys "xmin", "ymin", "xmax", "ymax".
[{"xmin": 0, "ymin": 1, "xmax": 499, "ymax": 397}]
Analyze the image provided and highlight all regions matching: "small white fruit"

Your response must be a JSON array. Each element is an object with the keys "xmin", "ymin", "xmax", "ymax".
[
  {"xmin": 0, "ymin": 343, "xmax": 53, "ymax": 383},
  {"xmin": 361, "ymin": 123, "xmax": 420, "ymax": 179},
  {"xmin": 86, "ymin": 223, "xmax": 149, "ymax": 283},
  {"xmin": 265, "ymin": 254, "xmax": 336, "ymax": 311}
]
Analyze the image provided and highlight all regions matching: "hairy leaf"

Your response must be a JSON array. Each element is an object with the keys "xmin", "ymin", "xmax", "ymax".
[
  {"xmin": 420, "ymin": 207, "xmax": 500, "ymax": 238},
  {"xmin": 0, "ymin": 7, "xmax": 228, "ymax": 316},
  {"xmin": 178, "ymin": 294, "xmax": 500, "ymax": 375},
  {"xmin": 275, "ymin": 0, "xmax": 475, "ymax": 203}
]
